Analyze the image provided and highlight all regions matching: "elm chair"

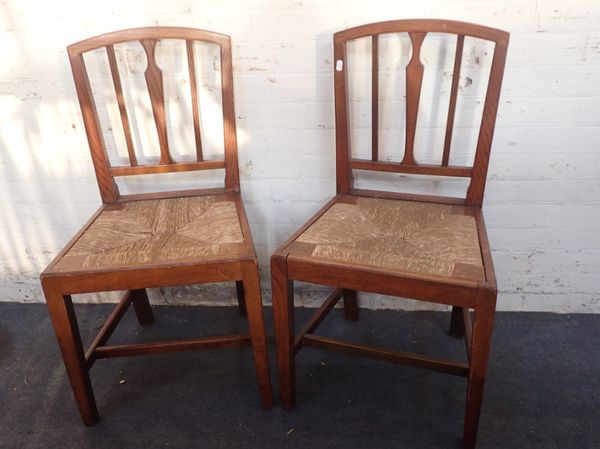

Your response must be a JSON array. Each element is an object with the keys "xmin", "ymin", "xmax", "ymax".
[
  {"xmin": 271, "ymin": 20, "xmax": 508, "ymax": 449},
  {"xmin": 40, "ymin": 27, "xmax": 272, "ymax": 425}
]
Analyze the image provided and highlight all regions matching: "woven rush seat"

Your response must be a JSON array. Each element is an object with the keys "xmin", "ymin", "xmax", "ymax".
[
  {"xmin": 49, "ymin": 195, "xmax": 246, "ymax": 273},
  {"xmin": 288, "ymin": 196, "xmax": 484, "ymax": 282}
]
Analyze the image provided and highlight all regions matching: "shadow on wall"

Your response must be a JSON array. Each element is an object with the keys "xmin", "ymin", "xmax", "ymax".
[{"xmin": 0, "ymin": 2, "xmax": 87, "ymax": 303}]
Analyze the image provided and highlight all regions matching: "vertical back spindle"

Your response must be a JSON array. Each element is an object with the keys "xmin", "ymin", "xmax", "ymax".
[
  {"xmin": 140, "ymin": 39, "xmax": 173, "ymax": 165},
  {"xmin": 106, "ymin": 45, "xmax": 137, "ymax": 166},
  {"xmin": 371, "ymin": 34, "xmax": 379, "ymax": 162},
  {"xmin": 186, "ymin": 40, "xmax": 204, "ymax": 162},
  {"xmin": 401, "ymin": 31, "xmax": 427, "ymax": 166},
  {"xmin": 442, "ymin": 35, "xmax": 464, "ymax": 167}
]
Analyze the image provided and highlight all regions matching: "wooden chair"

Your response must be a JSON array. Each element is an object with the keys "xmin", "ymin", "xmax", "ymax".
[
  {"xmin": 40, "ymin": 27, "xmax": 272, "ymax": 425},
  {"xmin": 271, "ymin": 19, "xmax": 508, "ymax": 449}
]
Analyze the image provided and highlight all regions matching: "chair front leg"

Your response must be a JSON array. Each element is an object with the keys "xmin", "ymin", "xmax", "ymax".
[
  {"xmin": 241, "ymin": 263, "xmax": 272, "ymax": 409},
  {"xmin": 43, "ymin": 284, "xmax": 98, "ymax": 425},
  {"xmin": 463, "ymin": 287, "xmax": 497, "ymax": 449},
  {"xmin": 271, "ymin": 255, "xmax": 295, "ymax": 410}
]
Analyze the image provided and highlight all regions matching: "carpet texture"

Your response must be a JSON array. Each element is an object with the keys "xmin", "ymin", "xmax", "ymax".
[{"xmin": 1, "ymin": 302, "xmax": 598, "ymax": 449}]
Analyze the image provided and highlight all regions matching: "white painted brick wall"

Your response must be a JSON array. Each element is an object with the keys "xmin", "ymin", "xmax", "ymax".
[{"xmin": 1, "ymin": 0, "xmax": 599, "ymax": 312}]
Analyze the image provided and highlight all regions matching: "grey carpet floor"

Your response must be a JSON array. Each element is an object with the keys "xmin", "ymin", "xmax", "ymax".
[{"xmin": 1, "ymin": 302, "xmax": 599, "ymax": 449}]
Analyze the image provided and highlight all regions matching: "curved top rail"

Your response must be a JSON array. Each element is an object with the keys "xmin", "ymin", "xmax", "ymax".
[
  {"xmin": 333, "ymin": 19, "xmax": 509, "ymax": 206},
  {"xmin": 334, "ymin": 19, "xmax": 509, "ymax": 44},
  {"xmin": 68, "ymin": 26, "xmax": 230, "ymax": 56},
  {"xmin": 67, "ymin": 26, "xmax": 239, "ymax": 202}
]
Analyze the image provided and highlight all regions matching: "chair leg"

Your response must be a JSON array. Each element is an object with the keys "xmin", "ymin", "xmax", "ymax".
[
  {"xmin": 463, "ymin": 287, "xmax": 497, "ymax": 449},
  {"xmin": 43, "ymin": 287, "xmax": 98, "ymax": 425},
  {"xmin": 449, "ymin": 306, "xmax": 465, "ymax": 338},
  {"xmin": 235, "ymin": 280, "xmax": 248, "ymax": 317},
  {"xmin": 241, "ymin": 263, "xmax": 272, "ymax": 409},
  {"xmin": 343, "ymin": 289, "xmax": 359, "ymax": 321},
  {"xmin": 131, "ymin": 288, "xmax": 154, "ymax": 325},
  {"xmin": 271, "ymin": 255, "xmax": 295, "ymax": 410}
]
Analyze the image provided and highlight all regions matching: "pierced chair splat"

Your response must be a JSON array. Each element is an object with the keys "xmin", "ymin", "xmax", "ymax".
[{"xmin": 40, "ymin": 27, "xmax": 272, "ymax": 425}]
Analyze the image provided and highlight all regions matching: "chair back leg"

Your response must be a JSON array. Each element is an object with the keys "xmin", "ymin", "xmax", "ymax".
[
  {"xmin": 131, "ymin": 288, "xmax": 154, "ymax": 325},
  {"xmin": 236, "ymin": 280, "xmax": 248, "ymax": 317},
  {"xmin": 342, "ymin": 289, "xmax": 359, "ymax": 321},
  {"xmin": 449, "ymin": 306, "xmax": 466, "ymax": 338}
]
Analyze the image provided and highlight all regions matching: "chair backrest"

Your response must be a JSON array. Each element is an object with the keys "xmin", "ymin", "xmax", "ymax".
[
  {"xmin": 333, "ymin": 19, "xmax": 509, "ymax": 207},
  {"xmin": 68, "ymin": 27, "xmax": 240, "ymax": 203}
]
